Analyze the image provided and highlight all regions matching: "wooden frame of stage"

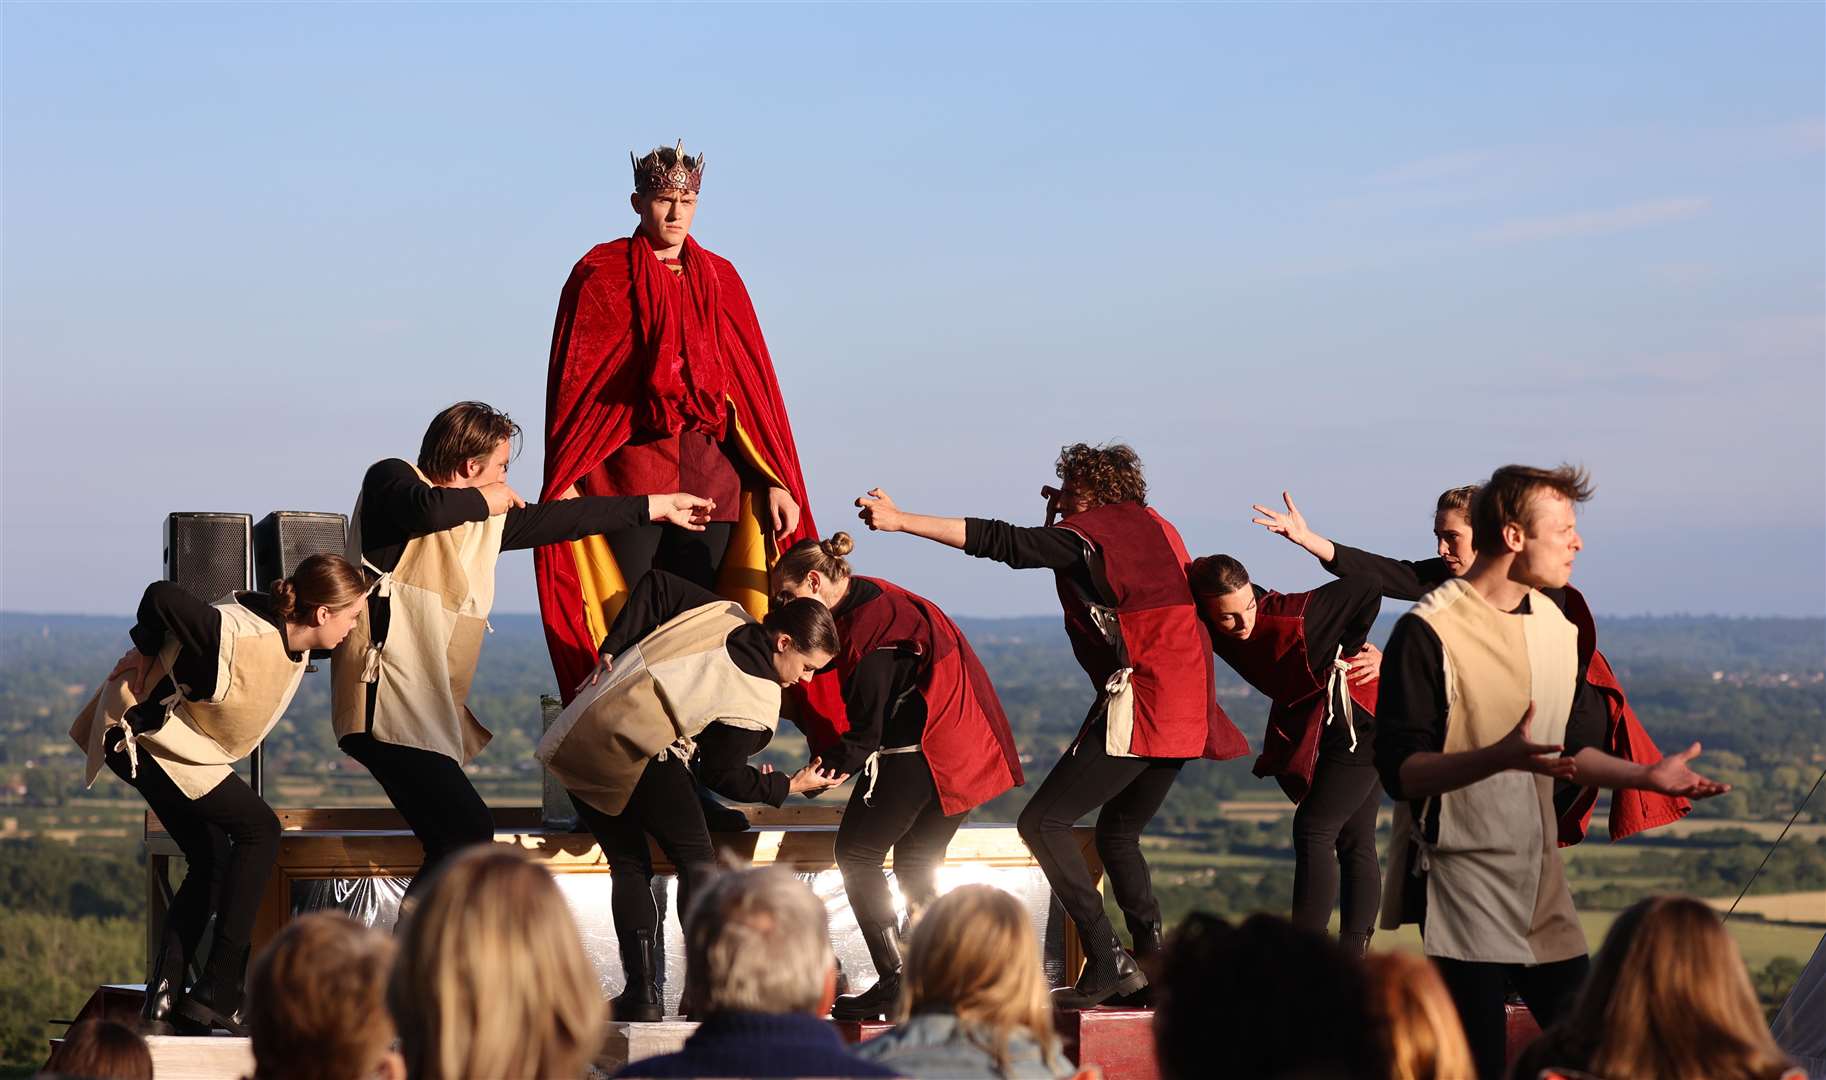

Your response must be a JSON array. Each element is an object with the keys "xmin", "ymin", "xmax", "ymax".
[{"xmin": 143, "ymin": 805, "xmax": 1100, "ymax": 977}]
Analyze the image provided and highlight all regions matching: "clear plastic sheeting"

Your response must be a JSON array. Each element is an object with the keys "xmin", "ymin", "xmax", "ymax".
[
  {"xmin": 292, "ymin": 860, "xmax": 1069, "ymax": 1018},
  {"xmin": 291, "ymin": 875, "xmax": 410, "ymax": 935}
]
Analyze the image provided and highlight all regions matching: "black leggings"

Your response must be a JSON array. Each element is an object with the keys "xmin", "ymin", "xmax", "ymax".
[
  {"xmin": 1290, "ymin": 756, "xmax": 1381, "ymax": 943},
  {"xmin": 105, "ymin": 729, "xmax": 279, "ymax": 972},
  {"xmin": 835, "ymin": 750, "xmax": 966, "ymax": 932},
  {"xmin": 1435, "ymin": 954, "xmax": 1590, "ymax": 1080},
  {"xmin": 570, "ymin": 755, "xmax": 718, "ymax": 938},
  {"xmin": 1016, "ymin": 708, "xmax": 1184, "ymax": 939},
  {"xmin": 339, "ymin": 732, "xmax": 494, "ymax": 900},
  {"xmin": 607, "ymin": 522, "xmax": 734, "ymax": 593}
]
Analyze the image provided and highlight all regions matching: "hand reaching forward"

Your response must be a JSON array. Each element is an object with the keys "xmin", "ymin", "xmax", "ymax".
[
  {"xmin": 856, "ymin": 488, "xmax": 905, "ymax": 532},
  {"xmin": 1493, "ymin": 704, "xmax": 1578, "ymax": 780},
  {"xmin": 480, "ymin": 481, "xmax": 527, "ymax": 516},
  {"xmin": 767, "ymin": 487, "xmax": 801, "ymax": 548},
  {"xmin": 1251, "ymin": 491, "xmax": 1324, "ymax": 554},
  {"xmin": 649, "ymin": 493, "xmax": 716, "ymax": 531},
  {"xmin": 1643, "ymin": 743, "xmax": 1732, "ymax": 799},
  {"xmin": 789, "ymin": 757, "xmax": 849, "ymax": 794},
  {"xmin": 1346, "ymin": 642, "xmax": 1382, "ymax": 685}
]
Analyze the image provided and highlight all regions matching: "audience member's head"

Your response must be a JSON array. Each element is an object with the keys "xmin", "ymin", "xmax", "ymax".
[
  {"xmin": 388, "ymin": 847, "xmax": 604, "ymax": 1080},
  {"xmin": 1522, "ymin": 895, "xmax": 1796, "ymax": 1080},
  {"xmin": 42, "ymin": 1018, "xmax": 152, "ymax": 1080},
  {"xmin": 1362, "ymin": 952, "xmax": 1473, "ymax": 1080},
  {"xmin": 684, "ymin": 865, "xmax": 837, "ymax": 1018},
  {"xmin": 246, "ymin": 912, "xmax": 402, "ymax": 1080},
  {"xmin": 1155, "ymin": 913, "xmax": 1384, "ymax": 1080},
  {"xmin": 898, "ymin": 884, "xmax": 1061, "ymax": 1074}
]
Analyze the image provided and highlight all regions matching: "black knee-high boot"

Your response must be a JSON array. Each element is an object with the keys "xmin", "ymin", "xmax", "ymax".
[
  {"xmin": 1053, "ymin": 916, "xmax": 1147, "ymax": 1010},
  {"xmin": 831, "ymin": 922, "xmax": 902, "ymax": 1021},
  {"xmin": 139, "ymin": 922, "xmax": 192, "ymax": 1035},
  {"xmin": 176, "ymin": 942, "xmax": 250, "ymax": 1035}
]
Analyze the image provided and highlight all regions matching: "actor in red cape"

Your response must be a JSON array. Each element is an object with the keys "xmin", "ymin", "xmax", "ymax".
[
  {"xmin": 855, "ymin": 443, "xmax": 1247, "ymax": 1012},
  {"xmin": 1250, "ymin": 485, "xmax": 1691, "ymax": 843},
  {"xmin": 773, "ymin": 532, "xmax": 1023, "ymax": 1021},
  {"xmin": 535, "ymin": 141, "xmax": 842, "ymax": 737},
  {"xmin": 1187, "ymin": 554, "xmax": 1384, "ymax": 955}
]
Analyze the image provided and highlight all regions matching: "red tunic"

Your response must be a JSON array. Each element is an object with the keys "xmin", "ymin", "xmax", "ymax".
[
  {"xmin": 1209, "ymin": 590, "xmax": 1379, "ymax": 803},
  {"xmin": 832, "ymin": 577, "xmax": 1023, "ymax": 814},
  {"xmin": 1053, "ymin": 502, "xmax": 1249, "ymax": 761},
  {"xmin": 1557, "ymin": 584, "xmax": 1691, "ymax": 844},
  {"xmin": 534, "ymin": 234, "xmax": 843, "ymax": 739}
]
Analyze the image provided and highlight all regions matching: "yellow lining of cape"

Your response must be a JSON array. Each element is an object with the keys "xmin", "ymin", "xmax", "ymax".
[{"xmin": 571, "ymin": 396, "xmax": 788, "ymax": 646}]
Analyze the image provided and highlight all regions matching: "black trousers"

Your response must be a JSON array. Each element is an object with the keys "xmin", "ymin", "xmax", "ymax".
[
  {"xmin": 1435, "ymin": 954, "xmax": 1590, "ymax": 1080},
  {"xmin": 105, "ymin": 728, "xmax": 279, "ymax": 975},
  {"xmin": 339, "ymin": 732, "xmax": 494, "ymax": 900},
  {"xmin": 570, "ymin": 755, "xmax": 718, "ymax": 938},
  {"xmin": 1289, "ymin": 756, "xmax": 1381, "ymax": 943},
  {"xmin": 607, "ymin": 521, "xmax": 734, "ymax": 593},
  {"xmin": 835, "ymin": 750, "xmax": 966, "ymax": 932},
  {"xmin": 1016, "ymin": 709, "xmax": 1184, "ymax": 940}
]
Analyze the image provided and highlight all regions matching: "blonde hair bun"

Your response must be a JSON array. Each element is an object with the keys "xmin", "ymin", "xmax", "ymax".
[{"xmin": 820, "ymin": 532, "xmax": 855, "ymax": 559}]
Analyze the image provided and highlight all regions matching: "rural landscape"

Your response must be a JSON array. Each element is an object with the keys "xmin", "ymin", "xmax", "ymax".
[{"xmin": 2, "ymin": 605, "xmax": 1822, "ymax": 1069}]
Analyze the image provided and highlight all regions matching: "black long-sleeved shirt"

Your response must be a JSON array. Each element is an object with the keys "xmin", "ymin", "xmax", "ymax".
[
  {"xmin": 357, "ymin": 458, "xmax": 648, "ymax": 643},
  {"xmin": 962, "ymin": 518, "xmax": 1102, "ymax": 595},
  {"xmin": 596, "ymin": 570, "xmax": 788, "ymax": 806},
  {"xmin": 128, "ymin": 581, "xmax": 296, "ymax": 720},
  {"xmin": 1374, "ymin": 595, "xmax": 1609, "ymax": 804},
  {"xmin": 819, "ymin": 578, "xmax": 926, "ymax": 777},
  {"xmin": 1225, "ymin": 577, "xmax": 1384, "ymax": 762}
]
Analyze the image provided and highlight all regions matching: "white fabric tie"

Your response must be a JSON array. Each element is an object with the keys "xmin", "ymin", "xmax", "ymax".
[
  {"xmin": 860, "ymin": 744, "xmax": 922, "ymax": 805},
  {"xmin": 656, "ymin": 732, "xmax": 698, "ymax": 765},
  {"xmin": 1324, "ymin": 646, "xmax": 1358, "ymax": 754},
  {"xmin": 360, "ymin": 642, "xmax": 384, "ymax": 684}
]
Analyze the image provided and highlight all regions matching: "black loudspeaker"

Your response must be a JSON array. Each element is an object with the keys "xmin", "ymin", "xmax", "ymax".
[
  {"xmin": 163, "ymin": 513, "xmax": 253, "ymax": 602},
  {"xmin": 254, "ymin": 511, "xmax": 350, "ymax": 589}
]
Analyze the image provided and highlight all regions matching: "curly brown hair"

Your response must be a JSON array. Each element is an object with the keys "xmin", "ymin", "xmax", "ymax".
[{"xmin": 1056, "ymin": 442, "xmax": 1147, "ymax": 509}]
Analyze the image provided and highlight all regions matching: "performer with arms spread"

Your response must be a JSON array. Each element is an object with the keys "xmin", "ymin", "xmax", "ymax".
[
  {"xmin": 1185, "ymin": 553, "xmax": 1383, "ymax": 954},
  {"xmin": 71, "ymin": 555, "xmax": 368, "ymax": 1034},
  {"xmin": 332, "ymin": 402, "xmax": 710, "ymax": 902},
  {"xmin": 536, "ymin": 141, "xmax": 830, "ymax": 733},
  {"xmin": 856, "ymin": 443, "xmax": 1249, "ymax": 1009},
  {"xmin": 1372, "ymin": 465, "xmax": 1728, "ymax": 1079},
  {"xmin": 537, "ymin": 571, "xmax": 847, "ymax": 1021},
  {"xmin": 1252, "ymin": 484, "xmax": 1692, "ymax": 845},
  {"xmin": 771, "ymin": 532, "xmax": 1023, "ymax": 1021}
]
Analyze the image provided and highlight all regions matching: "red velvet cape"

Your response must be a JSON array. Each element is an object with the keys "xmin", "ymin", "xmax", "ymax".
[
  {"xmin": 534, "ymin": 235, "xmax": 843, "ymax": 737},
  {"xmin": 1557, "ymin": 584, "xmax": 1691, "ymax": 844},
  {"xmin": 1054, "ymin": 502, "xmax": 1249, "ymax": 761},
  {"xmin": 1209, "ymin": 590, "xmax": 1379, "ymax": 804},
  {"xmin": 833, "ymin": 577, "xmax": 1023, "ymax": 814}
]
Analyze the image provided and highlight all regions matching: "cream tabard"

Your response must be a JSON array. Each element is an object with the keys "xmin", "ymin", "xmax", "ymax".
[
  {"xmin": 331, "ymin": 467, "xmax": 505, "ymax": 764},
  {"xmin": 69, "ymin": 600, "xmax": 308, "ymax": 800},
  {"xmin": 1379, "ymin": 577, "xmax": 1586, "ymax": 966},
  {"xmin": 537, "ymin": 600, "xmax": 781, "ymax": 816}
]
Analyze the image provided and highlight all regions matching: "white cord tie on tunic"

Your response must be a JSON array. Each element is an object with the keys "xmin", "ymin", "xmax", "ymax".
[
  {"xmin": 656, "ymin": 732, "xmax": 698, "ymax": 765},
  {"xmin": 861, "ymin": 744, "xmax": 922, "ymax": 805},
  {"xmin": 1324, "ymin": 646, "xmax": 1358, "ymax": 754}
]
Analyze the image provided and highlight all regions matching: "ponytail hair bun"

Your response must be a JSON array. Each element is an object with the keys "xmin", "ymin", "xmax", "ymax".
[
  {"xmin": 276, "ymin": 554, "xmax": 369, "ymax": 625},
  {"xmin": 773, "ymin": 533, "xmax": 853, "ymax": 592},
  {"xmin": 819, "ymin": 532, "xmax": 854, "ymax": 559}
]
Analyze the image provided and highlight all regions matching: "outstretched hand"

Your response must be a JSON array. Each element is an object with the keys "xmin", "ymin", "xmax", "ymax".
[
  {"xmin": 649, "ymin": 493, "xmax": 715, "ymax": 531},
  {"xmin": 856, "ymin": 488, "xmax": 905, "ymax": 533},
  {"xmin": 1644, "ymin": 742, "xmax": 1732, "ymax": 800},
  {"xmin": 1493, "ymin": 704, "xmax": 1578, "ymax": 780},
  {"xmin": 789, "ymin": 757, "xmax": 849, "ymax": 794},
  {"xmin": 1251, "ymin": 491, "xmax": 1324, "ymax": 553}
]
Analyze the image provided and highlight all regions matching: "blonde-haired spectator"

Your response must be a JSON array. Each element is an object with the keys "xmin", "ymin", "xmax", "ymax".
[
  {"xmin": 1363, "ymin": 952, "xmax": 1474, "ymax": 1080},
  {"xmin": 856, "ymin": 884, "xmax": 1074, "ymax": 1078},
  {"xmin": 388, "ymin": 847, "xmax": 605, "ymax": 1080},
  {"xmin": 245, "ymin": 912, "xmax": 403, "ymax": 1080}
]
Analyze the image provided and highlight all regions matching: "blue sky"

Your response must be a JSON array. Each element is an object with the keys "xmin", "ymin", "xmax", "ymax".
[{"xmin": 4, "ymin": 3, "xmax": 1821, "ymax": 618}]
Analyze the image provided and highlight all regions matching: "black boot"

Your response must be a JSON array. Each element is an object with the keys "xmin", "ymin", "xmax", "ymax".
[
  {"xmin": 831, "ymin": 922, "xmax": 901, "ymax": 1021},
  {"xmin": 1340, "ymin": 930, "xmax": 1371, "ymax": 958},
  {"xmin": 612, "ymin": 929, "xmax": 664, "ymax": 1023},
  {"xmin": 1052, "ymin": 918, "xmax": 1147, "ymax": 1010},
  {"xmin": 1107, "ymin": 916, "xmax": 1163, "ymax": 1008},
  {"xmin": 175, "ymin": 944, "xmax": 249, "ymax": 1036},
  {"xmin": 139, "ymin": 925, "xmax": 189, "ymax": 1036}
]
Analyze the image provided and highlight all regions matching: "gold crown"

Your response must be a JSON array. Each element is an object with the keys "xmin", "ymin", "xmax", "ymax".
[{"xmin": 631, "ymin": 140, "xmax": 705, "ymax": 194}]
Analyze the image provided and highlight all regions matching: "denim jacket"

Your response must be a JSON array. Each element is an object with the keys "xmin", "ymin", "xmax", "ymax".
[{"xmin": 854, "ymin": 1010, "xmax": 1074, "ymax": 1079}]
